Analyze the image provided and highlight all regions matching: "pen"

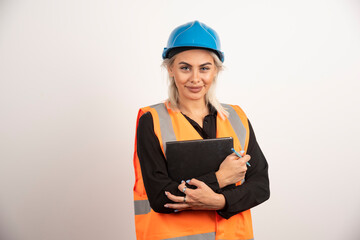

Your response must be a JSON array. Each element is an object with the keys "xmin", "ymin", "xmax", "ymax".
[{"xmin": 231, "ymin": 148, "xmax": 251, "ymax": 167}]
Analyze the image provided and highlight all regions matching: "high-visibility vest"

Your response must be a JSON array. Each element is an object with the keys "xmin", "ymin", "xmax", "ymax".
[{"xmin": 133, "ymin": 102, "xmax": 254, "ymax": 240}]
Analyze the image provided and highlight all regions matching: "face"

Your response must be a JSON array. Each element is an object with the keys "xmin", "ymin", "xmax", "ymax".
[{"xmin": 168, "ymin": 49, "xmax": 218, "ymax": 104}]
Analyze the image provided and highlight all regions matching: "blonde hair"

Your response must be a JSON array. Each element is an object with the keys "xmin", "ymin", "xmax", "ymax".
[{"xmin": 162, "ymin": 50, "xmax": 229, "ymax": 119}]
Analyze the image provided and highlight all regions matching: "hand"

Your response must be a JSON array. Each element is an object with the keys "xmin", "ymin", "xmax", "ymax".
[
  {"xmin": 164, "ymin": 179, "xmax": 226, "ymax": 212},
  {"xmin": 216, "ymin": 152, "xmax": 251, "ymax": 188}
]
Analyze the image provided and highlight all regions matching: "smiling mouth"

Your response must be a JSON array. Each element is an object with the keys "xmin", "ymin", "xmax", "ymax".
[{"xmin": 186, "ymin": 86, "xmax": 204, "ymax": 93}]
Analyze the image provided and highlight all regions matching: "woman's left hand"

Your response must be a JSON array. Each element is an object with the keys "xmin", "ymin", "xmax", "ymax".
[{"xmin": 164, "ymin": 178, "xmax": 226, "ymax": 212}]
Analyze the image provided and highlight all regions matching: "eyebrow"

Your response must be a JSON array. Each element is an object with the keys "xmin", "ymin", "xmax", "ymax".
[{"xmin": 178, "ymin": 61, "xmax": 213, "ymax": 67}]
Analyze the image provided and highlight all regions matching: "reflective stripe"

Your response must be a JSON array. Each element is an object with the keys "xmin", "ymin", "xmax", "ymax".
[
  {"xmin": 219, "ymin": 239, "xmax": 253, "ymax": 240},
  {"xmin": 165, "ymin": 232, "xmax": 215, "ymax": 240},
  {"xmin": 151, "ymin": 103, "xmax": 176, "ymax": 154},
  {"xmin": 134, "ymin": 199, "xmax": 151, "ymax": 215},
  {"xmin": 150, "ymin": 103, "xmax": 247, "ymax": 153},
  {"xmin": 221, "ymin": 104, "xmax": 247, "ymax": 150}
]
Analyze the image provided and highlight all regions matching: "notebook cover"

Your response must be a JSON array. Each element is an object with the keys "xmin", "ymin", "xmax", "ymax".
[{"xmin": 165, "ymin": 137, "xmax": 233, "ymax": 183}]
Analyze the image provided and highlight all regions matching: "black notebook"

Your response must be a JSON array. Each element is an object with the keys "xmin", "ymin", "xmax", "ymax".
[{"xmin": 165, "ymin": 137, "xmax": 233, "ymax": 182}]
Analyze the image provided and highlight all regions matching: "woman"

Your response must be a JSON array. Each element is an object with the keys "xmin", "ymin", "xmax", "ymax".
[{"xmin": 133, "ymin": 20, "xmax": 270, "ymax": 240}]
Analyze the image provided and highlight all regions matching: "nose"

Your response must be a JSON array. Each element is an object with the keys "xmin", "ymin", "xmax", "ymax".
[{"xmin": 191, "ymin": 69, "xmax": 200, "ymax": 83}]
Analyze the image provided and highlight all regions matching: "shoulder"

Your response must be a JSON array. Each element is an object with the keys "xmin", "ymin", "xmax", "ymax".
[
  {"xmin": 137, "ymin": 102, "xmax": 168, "ymax": 128},
  {"xmin": 136, "ymin": 104, "xmax": 166, "ymax": 138},
  {"xmin": 139, "ymin": 111, "xmax": 153, "ymax": 121},
  {"xmin": 221, "ymin": 103, "xmax": 248, "ymax": 119},
  {"xmin": 137, "ymin": 102, "xmax": 163, "ymax": 118},
  {"xmin": 135, "ymin": 104, "xmax": 155, "ymax": 130},
  {"xmin": 137, "ymin": 111, "xmax": 154, "ymax": 137},
  {"xmin": 138, "ymin": 103, "xmax": 167, "ymax": 115},
  {"xmin": 137, "ymin": 109, "xmax": 153, "ymax": 127}
]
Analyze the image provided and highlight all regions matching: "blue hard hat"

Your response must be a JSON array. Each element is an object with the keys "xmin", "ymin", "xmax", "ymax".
[{"xmin": 162, "ymin": 20, "xmax": 225, "ymax": 62}]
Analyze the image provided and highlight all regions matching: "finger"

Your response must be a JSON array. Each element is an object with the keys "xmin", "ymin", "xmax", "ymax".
[
  {"xmin": 227, "ymin": 152, "xmax": 237, "ymax": 157},
  {"xmin": 230, "ymin": 154, "xmax": 241, "ymax": 160},
  {"xmin": 226, "ymin": 152, "xmax": 239, "ymax": 160},
  {"xmin": 178, "ymin": 182, "xmax": 187, "ymax": 193},
  {"xmin": 164, "ymin": 203, "xmax": 189, "ymax": 210},
  {"xmin": 187, "ymin": 178, "xmax": 205, "ymax": 188},
  {"xmin": 241, "ymin": 155, "xmax": 251, "ymax": 163},
  {"xmin": 165, "ymin": 191, "xmax": 186, "ymax": 203}
]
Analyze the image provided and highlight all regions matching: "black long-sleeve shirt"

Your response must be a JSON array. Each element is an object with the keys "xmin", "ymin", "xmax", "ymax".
[{"xmin": 136, "ymin": 105, "xmax": 270, "ymax": 219}]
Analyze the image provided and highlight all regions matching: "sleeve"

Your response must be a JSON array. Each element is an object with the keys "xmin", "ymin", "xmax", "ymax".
[
  {"xmin": 216, "ymin": 119, "xmax": 270, "ymax": 219},
  {"xmin": 137, "ymin": 111, "xmax": 221, "ymax": 213}
]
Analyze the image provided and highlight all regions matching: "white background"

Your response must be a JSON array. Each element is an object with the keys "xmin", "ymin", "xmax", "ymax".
[{"xmin": 1, "ymin": 0, "xmax": 360, "ymax": 239}]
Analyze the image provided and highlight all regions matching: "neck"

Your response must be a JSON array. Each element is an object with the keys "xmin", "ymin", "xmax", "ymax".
[{"xmin": 178, "ymin": 97, "xmax": 208, "ymax": 117}]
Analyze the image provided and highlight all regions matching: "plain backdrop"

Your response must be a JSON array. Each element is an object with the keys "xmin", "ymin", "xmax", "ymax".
[{"xmin": 1, "ymin": 0, "xmax": 360, "ymax": 239}]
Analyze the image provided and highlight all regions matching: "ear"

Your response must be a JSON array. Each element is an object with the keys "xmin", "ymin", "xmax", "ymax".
[{"xmin": 167, "ymin": 66, "xmax": 174, "ymax": 78}]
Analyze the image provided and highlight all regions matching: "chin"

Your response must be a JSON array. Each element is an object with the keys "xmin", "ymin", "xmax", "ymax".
[{"xmin": 185, "ymin": 94, "xmax": 206, "ymax": 101}]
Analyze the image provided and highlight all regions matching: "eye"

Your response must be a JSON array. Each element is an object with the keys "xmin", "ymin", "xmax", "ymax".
[
  {"xmin": 180, "ymin": 66, "xmax": 190, "ymax": 71},
  {"xmin": 201, "ymin": 67, "xmax": 210, "ymax": 71}
]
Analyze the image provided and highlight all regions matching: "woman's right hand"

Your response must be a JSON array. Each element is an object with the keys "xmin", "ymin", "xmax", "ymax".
[{"xmin": 216, "ymin": 152, "xmax": 251, "ymax": 188}]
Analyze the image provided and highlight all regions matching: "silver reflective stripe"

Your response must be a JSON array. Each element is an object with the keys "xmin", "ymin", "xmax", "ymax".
[
  {"xmin": 134, "ymin": 199, "xmax": 151, "ymax": 215},
  {"xmin": 221, "ymin": 104, "xmax": 247, "ymax": 150},
  {"xmin": 219, "ymin": 239, "xmax": 253, "ymax": 240},
  {"xmin": 151, "ymin": 103, "xmax": 176, "ymax": 154},
  {"xmin": 164, "ymin": 232, "xmax": 215, "ymax": 240}
]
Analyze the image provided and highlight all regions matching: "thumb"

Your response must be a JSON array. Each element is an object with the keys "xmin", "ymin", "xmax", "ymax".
[{"xmin": 241, "ymin": 154, "xmax": 251, "ymax": 164}]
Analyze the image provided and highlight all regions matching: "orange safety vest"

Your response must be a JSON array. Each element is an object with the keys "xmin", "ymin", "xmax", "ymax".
[{"xmin": 133, "ymin": 102, "xmax": 254, "ymax": 240}]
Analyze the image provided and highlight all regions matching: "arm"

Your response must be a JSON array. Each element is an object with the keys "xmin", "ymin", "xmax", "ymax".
[
  {"xmin": 216, "ymin": 120, "xmax": 270, "ymax": 219},
  {"xmin": 137, "ymin": 111, "xmax": 221, "ymax": 213}
]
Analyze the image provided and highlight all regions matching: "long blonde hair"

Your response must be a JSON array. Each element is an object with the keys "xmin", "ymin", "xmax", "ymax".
[{"xmin": 162, "ymin": 50, "xmax": 229, "ymax": 119}]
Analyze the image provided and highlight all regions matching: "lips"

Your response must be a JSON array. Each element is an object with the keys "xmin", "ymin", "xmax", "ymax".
[{"xmin": 186, "ymin": 86, "xmax": 203, "ymax": 93}]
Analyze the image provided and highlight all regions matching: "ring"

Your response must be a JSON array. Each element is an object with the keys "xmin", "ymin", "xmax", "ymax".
[
  {"xmin": 183, "ymin": 196, "xmax": 186, "ymax": 203},
  {"xmin": 182, "ymin": 186, "xmax": 187, "ymax": 193}
]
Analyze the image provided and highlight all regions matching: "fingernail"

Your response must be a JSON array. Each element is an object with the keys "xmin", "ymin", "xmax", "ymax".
[
  {"xmin": 186, "ymin": 180, "xmax": 190, "ymax": 184},
  {"xmin": 165, "ymin": 191, "xmax": 168, "ymax": 196},
  {"xmin": 240, "ymin": 150, "xmax": 245, "ymax": 154},
  {"xmin": 181, "ymin": 180, "xmax": 184, "ymax": 183},
  {"xmin": 174, "ymin": 209, "xmax": 179, "ymax": 213},
  {"xmin": 164, "ymin": 204, "xmax": 168, "ymax": 208}
]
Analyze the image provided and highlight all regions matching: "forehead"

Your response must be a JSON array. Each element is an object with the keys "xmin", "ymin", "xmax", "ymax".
[{"xmin": 174, "ymin": 49, "xmax": 214, "ymax": 64}]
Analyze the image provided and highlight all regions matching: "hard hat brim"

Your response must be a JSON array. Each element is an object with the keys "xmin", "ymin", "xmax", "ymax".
[{"xmin": 162, "ymin": 46, "xmax": 224, "ymax": 62}]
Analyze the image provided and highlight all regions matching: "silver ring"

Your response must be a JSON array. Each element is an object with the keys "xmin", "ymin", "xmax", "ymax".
[
  {"xmin": 183, "ymin": 196, "xmax": 186, "ymax": 203},
  {"xmin": 182, "ymin": 186, "xmax": 187, "ymax": 193}
]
